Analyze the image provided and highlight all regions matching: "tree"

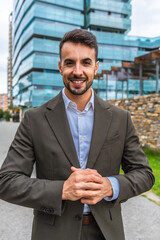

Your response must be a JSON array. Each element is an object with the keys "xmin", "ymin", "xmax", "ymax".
[
  {"xmin": 8, "ymin": 103, "xmax": 13, "ymax": 110},
  {"xmin": 3, "ymin": 111, "xmax": 11, "ymax": 121},
  {"xmin": 0, "ymin": 109, "xmax": 3, "ymax": 119}
]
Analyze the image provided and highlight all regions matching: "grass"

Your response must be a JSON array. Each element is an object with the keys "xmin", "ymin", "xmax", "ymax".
[
  {"xmin": 141, "ymin": 194, "xmax": 159, "ymax": 205},
  {"xmin": 143, "ymin": 148, "xmax": 160, "ymax": 197},
  {"xmin": 119, "ymin": 148, "xmax": 160, "ymax": 197}
]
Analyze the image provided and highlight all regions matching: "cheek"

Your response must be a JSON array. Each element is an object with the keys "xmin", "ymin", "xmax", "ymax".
[
  {"xmin": 63, "ymin": 69, "xmax": 73, "ymax": 78},
  {"xmin": 83, "ymin": 68, "xmax": 93, "ymax": 75},
  {"xmin": 62, "ymin": 74, "xmax": 69, "ymax": 82},
  {"xmin": 87, "ymin": 71, "xmax": 95, "ymax": 80}
]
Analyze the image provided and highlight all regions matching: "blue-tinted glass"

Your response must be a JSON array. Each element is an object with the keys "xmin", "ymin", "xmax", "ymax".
[
  {"xmin": 13, "ymin": 20, "xmax": 76, "ymax": 58},
  {"xmin": 14, "ymin": 0, "xmax": 33, "ymax": 32},
  {"xmin": 13, "ymin": 53, "xmax": 60, "ymax": 81},
  {"xmin": 14, "ymin": 0, "xmax": 83, "ymax": 22},
  {"xmin": 87, "ymin": 0, "xmax": 131, "ymax": 16},
  {"xmin": 87, "ymin": 13, "xmax": 131, "ymax": 31},
  {"xmin": 13, "ymin": 39, "xmax": 60, "ymax": 74},
  {"xmin": 13, "ymin": 3, "xmax": 83, "ymax": 48},
  {"xmin": 12, "ymin": 0, "xmax": 160, "ymax": 107}
]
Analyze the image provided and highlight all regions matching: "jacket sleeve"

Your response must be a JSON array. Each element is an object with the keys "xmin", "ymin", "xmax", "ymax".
[
  {"xmin": 0, "ymin": 111, "xmax": 65, "ymax": 216},
  {"xmin": 114, "ymin": 111, "xmax": 155, "ymax": 204}
]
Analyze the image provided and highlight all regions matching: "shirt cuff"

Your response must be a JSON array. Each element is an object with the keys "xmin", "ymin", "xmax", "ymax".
[{"xmin": 104, "ymin": 177, "xmax": 120, "ymax": 201}]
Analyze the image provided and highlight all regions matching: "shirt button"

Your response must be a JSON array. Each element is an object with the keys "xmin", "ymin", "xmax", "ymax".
[
  {"xmin": 80, "ymin": 136, "xmax": 84, "ymax": 141},
  {"xmin": 79, "ymin": 114, "xmax": 82, "ymax": 117}
]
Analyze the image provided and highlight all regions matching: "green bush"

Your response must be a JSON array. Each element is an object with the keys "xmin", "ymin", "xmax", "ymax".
[
  {"xmin": 0, "ymin": 109, "xmax": 3, "ymax": 119},
  {"xmin": 3, "ymin": 111, "xmax": 11, "ymax": 121}
]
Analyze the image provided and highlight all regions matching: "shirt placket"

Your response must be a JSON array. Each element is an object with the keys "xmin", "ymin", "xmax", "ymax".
[{"xmin": 78, "ymin": 112, "xmax": 86, "ymax": 169}]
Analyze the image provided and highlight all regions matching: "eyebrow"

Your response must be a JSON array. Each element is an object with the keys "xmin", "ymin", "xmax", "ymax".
[
  {"xmin": 82, "ymin": 58, "xmax": 93, "ymax": 62},
  {"xmin": 63, "ymin": 58, "xmax": 74, "ymax": 63},
  {"xmin": 63, "ymin": 57, "xmax": 94, "ymax": 64}
]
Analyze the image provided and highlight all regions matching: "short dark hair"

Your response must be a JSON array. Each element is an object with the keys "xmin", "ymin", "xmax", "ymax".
[{"xmin": 59, "ymin": 29, "xmax": 98, "ymax": 61}]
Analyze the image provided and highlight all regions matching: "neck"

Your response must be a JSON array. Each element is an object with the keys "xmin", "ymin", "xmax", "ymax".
[{"xmin": 64, "ymin": 88, "xmax": 92, "ymax": 111}]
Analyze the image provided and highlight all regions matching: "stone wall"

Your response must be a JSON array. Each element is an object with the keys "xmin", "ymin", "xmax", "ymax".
[{"xmin": 108, "ymin": 94, "xmax": 160, "ymax": 150}]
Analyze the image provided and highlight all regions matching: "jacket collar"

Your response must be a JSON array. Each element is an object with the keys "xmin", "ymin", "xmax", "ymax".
[{"xmin": 45, "ymin": 91, "xmax": 112, "ymax": 169}]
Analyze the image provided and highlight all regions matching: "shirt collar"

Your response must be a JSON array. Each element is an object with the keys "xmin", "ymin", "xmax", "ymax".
[{"xmin": 62, "ymin": 88, "xmax": 94, "ymax": 111}]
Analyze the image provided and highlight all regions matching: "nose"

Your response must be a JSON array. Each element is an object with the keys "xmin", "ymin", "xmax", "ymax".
[{"xmin": 73, "ymin": 63, "xmax": 83, "ymax": 76}]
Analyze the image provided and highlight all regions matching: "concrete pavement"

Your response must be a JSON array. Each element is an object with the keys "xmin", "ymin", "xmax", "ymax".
[{"xmin": 0, "ymin": 122, "xmax": 160, "ymax": 240}]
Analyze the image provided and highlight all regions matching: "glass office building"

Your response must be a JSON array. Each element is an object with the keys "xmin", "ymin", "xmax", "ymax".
[
  {"xmin": 86, "ymin": 0, "xmax": 131, "ymax": 33},
  {"xmin": 12, "ymin": 0, "xmax": 160, "ymax": 107}
]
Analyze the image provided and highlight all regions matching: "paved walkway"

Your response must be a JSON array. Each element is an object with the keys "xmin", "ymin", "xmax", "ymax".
[{"xmin": 0, "ymin": 122, "xmax": 160, "ymax": 240}]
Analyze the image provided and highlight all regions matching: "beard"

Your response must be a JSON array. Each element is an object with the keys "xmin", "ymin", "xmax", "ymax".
[{"xmin": 63, "ymin": 76, "xmax": 93, "ymax": 96}]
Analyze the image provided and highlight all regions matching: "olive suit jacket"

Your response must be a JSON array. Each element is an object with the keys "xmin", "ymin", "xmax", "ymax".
[{"xmin": 0, "ymin": 92, "xmax": 154, "ymax": 240}]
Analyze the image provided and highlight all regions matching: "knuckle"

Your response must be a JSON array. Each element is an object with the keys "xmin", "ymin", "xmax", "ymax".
[
  {"xmin": 88, "ymin": 183, "xmax": 93, "ymax": 188},
  {"xmin": 92, "ymin": 199, "xmax": 97, "ymax": 205},
  {"xmin": 89, "ymin": 200, "xmax": 94, "ymax": 205},
  {"xmin": 89, "ymin": 191, "xmax": 95, "ymax": 197},
  {"xmin": 74, "ymin": 175, "xmax": 79, "ymax": 182},
  {"xmin": 75, "ymin": 189, "xmax": 79, "ymax": 195},
  {"xmin": 73, "ymin": 182, "xmax": 78, "ymax": 189},
  {"xmin": 75, "ymin": 171, "xmax": 79, "ymax": 175},
  {"xmin": 91, "ymin": 174, "xmax": 95, "ymax": 180},
  {"xmin": 75, "ymin": 190, "xmax": 80, "ymax": 196}
]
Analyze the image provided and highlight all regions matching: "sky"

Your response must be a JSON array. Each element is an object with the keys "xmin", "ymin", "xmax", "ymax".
[{"xmin": 0, "ymin": 0, "xmax": 160, "ymax": 94}]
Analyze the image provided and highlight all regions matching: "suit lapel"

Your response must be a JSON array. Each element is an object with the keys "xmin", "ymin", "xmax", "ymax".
[
  {"xmin": 45, "ymin": 92, "xmax": 80, "ymax": 168},
  {"xmin": 87, "ymin": 94, "xmax": 112, "ymax": 169}
]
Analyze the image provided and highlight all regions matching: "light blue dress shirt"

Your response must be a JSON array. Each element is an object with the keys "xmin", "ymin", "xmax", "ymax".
[{"xmin": 62, "ymin": 88, "xmax": 119, "ymax": 213}]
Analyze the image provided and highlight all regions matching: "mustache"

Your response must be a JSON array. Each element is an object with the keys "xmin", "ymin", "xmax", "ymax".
[{"xmin": 68, "ymin": 76, "xmax": 87, "ymax": 81}]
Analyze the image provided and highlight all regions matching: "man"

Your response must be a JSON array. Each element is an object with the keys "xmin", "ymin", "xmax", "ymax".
[{"xmin": 0, "ymin": 29, "xmax": 154, "ymax": 240}]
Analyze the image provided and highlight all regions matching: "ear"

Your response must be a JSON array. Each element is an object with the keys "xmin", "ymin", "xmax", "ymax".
[
  {"xmin": 58, "ymin": 61, "xmax": 63, "ymax": 75},
  {"xmin": 95, "ymin": 61, "xmax": 99, "ymax": 75}
]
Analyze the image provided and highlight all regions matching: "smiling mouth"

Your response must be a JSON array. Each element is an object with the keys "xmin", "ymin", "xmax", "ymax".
[
  {"xmin": 71, "ymin": 80, "xmax": 85, "ymax": 83},
  {"xmin": 68, "ymin": 76, "xmax": 87, "ymax": 83}
]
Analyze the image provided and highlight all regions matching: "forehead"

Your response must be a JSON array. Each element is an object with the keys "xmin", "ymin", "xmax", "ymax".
[{"xmin": 61, "ymin": 42, "xmax": 96, "ymax": 61}]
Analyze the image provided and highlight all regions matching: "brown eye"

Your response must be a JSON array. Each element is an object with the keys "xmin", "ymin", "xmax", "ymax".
[
  {"xmin": 84, "ymin": 61, "xmax": 90, "ymax": 65},
  {"xmin": 65, "ymin": 62, "xmax": 73, "ymax": 66}
]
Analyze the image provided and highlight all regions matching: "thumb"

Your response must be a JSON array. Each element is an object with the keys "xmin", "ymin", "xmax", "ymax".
[{"xmin": 71, "ymin": 166, "xmax": 80, "ymax": 172}]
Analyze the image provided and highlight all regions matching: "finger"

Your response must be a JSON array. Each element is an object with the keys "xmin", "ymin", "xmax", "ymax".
[
  {"xmin": 85, "ymin": 168, "xmax": 100, "ymax": 175},
  {"xmin": 84, "ymin": 173, "xmax": 103, "ymax": 184},
  {"xmin": 84, "ymin": 169, "xmax": 103, "ymax": 180},
  {"xmin": 76, "ymin": 182, "xmax": 103, "ymax": 191},
  {"xmin": 71, "ymin": 167, "xmax": 100, "ymax": 177},
  {"xmin": 73, "ymin": 173, "xmax": 103, "ymax": 185},
  {"xmin": 86, "ymin": 168, "xmax": 98, "ymax": 173},
  {"xmin": 76, "ymin": 169, "xmax": 103, "ymax": 182},
  {"xmin": 76, "ymin": 189, "xmax": 101, "ymax": 199},
  {"xmin": 71, "ymin": 166, "xmax": 80, "ymax": 172},
  {"xmin": 81, "ymin": 197, "xmax": 100, "ymax": 205},
  {"xmin": 71, "ymin": 167, "xmax": 99, "ymax": 177},
  {"xmin": 71, "ymin": 167, "xmax": 103, "ymax": 184},
  {"xmin": 71, "ymin": 167, "xmax": 98, "ymax": 172},
  {"xmin": 81, "ymin": 190, "xmax": 102, "ymax": 200}
]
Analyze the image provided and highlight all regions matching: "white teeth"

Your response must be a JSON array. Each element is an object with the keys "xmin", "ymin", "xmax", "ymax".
[{"xmin": 73, "ymin": 81, "xmax": 83, "ymax": 83}]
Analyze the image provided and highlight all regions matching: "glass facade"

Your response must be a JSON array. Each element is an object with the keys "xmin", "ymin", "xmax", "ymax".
[
  {"xmin": 12, "ymin": 0, "xmax": 83, "ymax": 107},
  {"xmin": 12, "ymin": 0, "xmax": 160, "ymax": 107},
  {"xmin": 86, "ymin": 0, "xmax": 131, "ymax": 33}
]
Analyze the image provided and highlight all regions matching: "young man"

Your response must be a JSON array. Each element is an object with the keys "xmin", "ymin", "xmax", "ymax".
[{"xmin": 0, "ymin": 29, "xmax": 154, "ymax": 240}]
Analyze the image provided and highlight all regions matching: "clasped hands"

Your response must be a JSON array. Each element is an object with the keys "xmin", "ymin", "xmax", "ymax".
[{"xmin": 62, "ymin": 167, "xmax": 113, "ymax": 205}]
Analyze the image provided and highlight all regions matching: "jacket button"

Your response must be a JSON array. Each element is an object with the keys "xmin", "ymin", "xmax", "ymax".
[
  {"xmin": 41, "ymin": 207, "xmax": 54, "ymax": 214},
  {"xmin": 75, "ymin": 214, "xmax": 82, "ymax": 221},
  {"xmin": 41, "ymin": 207, "xmax": 47, "ymax": 213},
  {"xmin": 46, "ymin": 208, "xmax": 54, "ymax": 214}
]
